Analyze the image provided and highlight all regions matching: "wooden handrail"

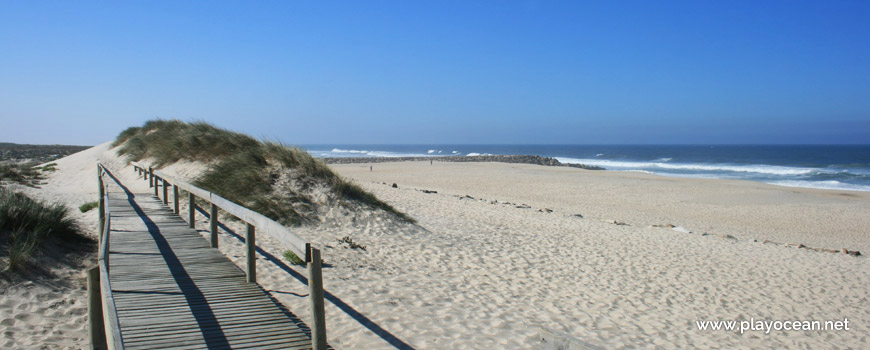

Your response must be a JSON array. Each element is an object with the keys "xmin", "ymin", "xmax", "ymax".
[
  {"xmin": 146, "ymin": 166, "xmax": 310, "ymax": 261},
  {"xmin": 95, "ymin": 164, "xmax": 125, "ymax": 350},
  {"xmin": 130, "ymin": 161, "xmax": 326, "ymax": 349}
]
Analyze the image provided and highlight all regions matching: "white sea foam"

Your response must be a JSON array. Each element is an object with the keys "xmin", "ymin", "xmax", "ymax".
[
  {"xmin": 554, "ymin": 157, "xmax": 869, "ymax": 192},
  {"xmin": 331, "ymin": 148, "xmax": 369, "ymax": 154},
  {"xmin": 466, "ymin": 153, "xmax": 493, "ymax": 157},
  {"xmin": 656, "ymin": 158, "xmax": 673, "ymax": 162},
  {"xmin": 596, "ymin": 153, "xmax": 604, "ymax": 157},
  {"xmin": 315, "ymin": 148, "xmax": 432, "ymax": 158},
  {"xmin": 452, "ymin": 151, "xmax": 459, "ymax": 154},
  {"xmin": 556, "ymin": 158, "xmax": 818, "ymax": 176},
  {"xmin": 427, "ymin": 150, "xmax": 437, "ymax": 154},
  {"xmin": 768, "ymin": 180, "xmax": 870, "ymax": 192}
]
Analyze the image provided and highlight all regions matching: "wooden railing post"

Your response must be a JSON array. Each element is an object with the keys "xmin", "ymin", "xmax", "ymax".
[
  {"xmin": 246, "ymin": 223, "xmax": 256, "ymax": 283},
  {"xmin": 87, "ymin": 267, "xmax": 106, "ymax": 349},
  {"xmin": 173, "ymin": 185, "xmax": 180, "ymax": 213},
  {"xmin": 153, "ymin": 176, "xmax": 159, "ymax": 196},
  {"xmin": 103, "ymin": 212, "xmax": 111, "ymax": 271},
  {"xmin": 98, "ymin": 166, "xmax": 105, "ymax": 239},
  {"xmin": 308, "ymin": 247, "xmax": 326, "ymax": 350},
  {"xmin": 188, "ymin": 193, "xmax": 196, "ymax": 229},
  {"xmin": 148, "ymin": 167, "xmax": 153, "ymax": 188},
  {"xmin": 209, "ymin": 203, "xmax": 219, "ymax": 248},
  {"xmin": 162, "ymin": 180, "xmax": 169, "ymax": 205}
]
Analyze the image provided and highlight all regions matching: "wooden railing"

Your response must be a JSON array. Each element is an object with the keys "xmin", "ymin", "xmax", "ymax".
[
  {"xmin": 131, "ymin": 162, "xmax": 327, "ymax": 349},
  {"xmin": 88, "ymin": 164, "xmax": 125, "ymax": 349}
]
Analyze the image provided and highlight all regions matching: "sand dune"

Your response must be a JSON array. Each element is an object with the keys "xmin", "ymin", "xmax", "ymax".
[{"xmin": 1, "ymin": 142, "xmax": 114, "ymax": 349}]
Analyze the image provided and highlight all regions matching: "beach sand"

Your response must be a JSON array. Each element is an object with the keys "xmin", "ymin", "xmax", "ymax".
[
  {"xmin": 1, "ymin": 142, "xmax": 114, "ymax": 349},
  {"xmin": 3, "ymin": 149, "xmax": 868, "ymax": 349},
  {"xmin": 315, "ymin": 161, "xmax": 869, "ymax": 349}
]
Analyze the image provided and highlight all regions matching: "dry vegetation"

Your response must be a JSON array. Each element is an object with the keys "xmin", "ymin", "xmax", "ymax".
[
  {"xmin": 0, "ymin": 143, "xmax": 90, "ymax": 163},
  {"xmin": 0, "ymin": 189, "xmax": 92, "ymax": 274},
  {"xmin": 115, "ymin": 119, "xmax": 414, "ymax": 226}
]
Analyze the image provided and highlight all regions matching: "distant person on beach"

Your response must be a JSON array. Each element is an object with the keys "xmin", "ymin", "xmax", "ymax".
[
  {"xmin": 430, "ymin": 160, "xmax": 433, "ymax": 165},
  {"xmin": 370, "ymin": 165, "xmax": 372, "ymax": 172}
]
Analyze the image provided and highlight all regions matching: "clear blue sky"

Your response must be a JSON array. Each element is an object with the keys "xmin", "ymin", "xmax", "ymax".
[{"xmin": 1, "ymin": 1, "xmax": 868, "ymax": 145}]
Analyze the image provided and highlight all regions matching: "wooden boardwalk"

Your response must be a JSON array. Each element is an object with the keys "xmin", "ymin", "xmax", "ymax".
[{"xmin": 104, "ymin": 187, "xmax": 313, "ymax": 349}]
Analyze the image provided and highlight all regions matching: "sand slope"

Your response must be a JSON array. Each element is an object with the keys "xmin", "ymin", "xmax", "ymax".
[{"xmin": 0, "ymin": 142, "xmax": 145, "ymax": 349}]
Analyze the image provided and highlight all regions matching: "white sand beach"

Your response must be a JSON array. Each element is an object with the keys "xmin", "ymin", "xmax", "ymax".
[
  {"xmin": 316, "ymin": 161, "xmax": 869, "ymax": 349},
  {"xmin": 3, "ymin": 148, "xmax": 869, "ymax": 349}
]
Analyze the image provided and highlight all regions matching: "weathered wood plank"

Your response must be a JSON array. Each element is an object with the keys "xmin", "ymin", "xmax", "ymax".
[
  {"xmin": 119, "ymin": 311, "xmax": 296, "ymax": 329},
  {"xmin": 117, "ymin": 302, "xmax": 284, "ymax": 317},
  {"xmin": 123, "ymin": 323, "xmax": 306, "ymax": 341},
  {"xmin": 103, "ymin": 187, "xmax": 312, "ymax": 349},
  {"xmin": 113, "ymin": 290, "xmax": 272, "ymax": 302},
  {"xmin": 120, "ymin": 327, "xmax": 306, "ymax": 348},
  {"xmin": 123, "ymin": 325, "xmax": 307, "ymax": 343},
  {"xmin": 309, "ymin": 247, "xmax": 327, "ymax": 350},
  {"xmin": 121, "ymin": 315, "xmax": 297, "ymax": 333}
]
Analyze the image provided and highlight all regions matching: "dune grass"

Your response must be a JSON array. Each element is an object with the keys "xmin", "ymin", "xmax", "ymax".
[
  {"xmin": 116, "ymin": 119, "xmax": 415, "ymax": 225},
  {"xmin": 0, "ymin": 162, "xmax": 45, "ymax": 187},
  {"xmin": 115, "ymin": 120, "xmax": 261, "ymax": 167},
  {"xmin": 283, "ymin": 250, "xmax": 305, "ymax": 266},
  {"xmin": 40, "ymin": 163, "xmax": 57, "ymax": 172},
  {"xmin": 79, "ymin": 201, "xmax": 99, "ymax": 213},
  {"xmin": 0, "ymin": 189, "xmax": 82, "ymax": 271}
]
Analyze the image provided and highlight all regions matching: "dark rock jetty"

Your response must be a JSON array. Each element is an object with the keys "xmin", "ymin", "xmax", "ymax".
[{"xmin": 322, "ymin": 155, "xmax": 605, "ymax": 170}]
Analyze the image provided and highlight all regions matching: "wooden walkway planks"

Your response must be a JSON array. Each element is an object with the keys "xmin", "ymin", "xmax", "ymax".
[{"xmin": 105, "ymin": 189, "xmax": 312, "ymax": 350}]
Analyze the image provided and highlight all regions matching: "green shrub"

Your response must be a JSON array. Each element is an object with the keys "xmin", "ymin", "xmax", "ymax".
[
  {"xmin": 79, "ymin": 201, "xmax": 99, "ymax": 213},
  {"xmin": 0, "ymin": 162, "xmax": 44, "ymax": 187},
  {"xmin": 283, "ymin": 250, "xmax": 304, "ymax": 265},
  {"xmin": 113, "ymin": 126, "xmax": 141, "ymax": 147},
  {"xmin": 39, "ymin": 163, "xmax": 58, "ymax": 172},
  {"xmin": 0, "ymin": 189, "xmax": 81, "ymax": 271},
  {"xmin": 8, "ymin": 227, "xmax": 39, "ymax": 270}
]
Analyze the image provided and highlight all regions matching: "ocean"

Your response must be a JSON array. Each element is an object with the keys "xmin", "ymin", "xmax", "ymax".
[{"xmin": 303, "ymin": 145, "xmax": 870, "ymax": 192}]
